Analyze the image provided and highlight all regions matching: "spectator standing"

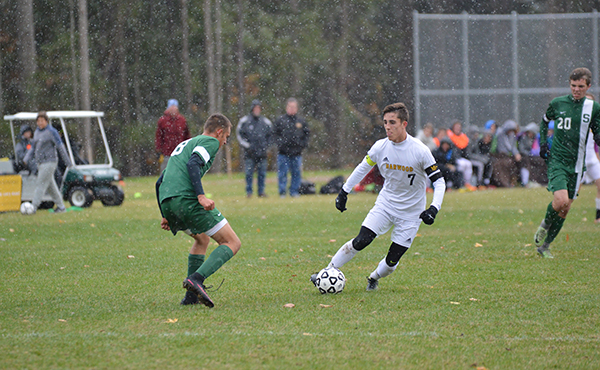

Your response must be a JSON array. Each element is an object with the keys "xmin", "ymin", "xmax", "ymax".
[
  {"xmin": 155, "ymin": 99, "xmax": 191, "ymax": 172},
  {"xmin": 534, "ymin": 67, "xmax": 600, "ymax": 258},
  {"xmin": 23, "ymin": 112, "xmax": 72, "ymax": 214},
  {"xmin": 236, "ymin": 99, "xmax": 272, "ymax": 197},
  {"xmin": 416, "ymin": 122, "xmax": 437, "ymax": 151},
  {"xmin": 14, "ymin": 124, "xmax": 36, "ymax": 173},
  {"xmin": 273, "ymin": 98, "xmax": 310, "ymax": 197},
  {"xmin": 492, "ymin": 120, "xmax": 522, "ymax": 187}
]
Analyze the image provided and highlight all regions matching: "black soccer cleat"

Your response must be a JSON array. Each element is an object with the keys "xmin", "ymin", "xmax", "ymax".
[
  {"xmin": 183, "ymin": 272, "xmax": 214, "ymax": 308},
  {"xmin": 180, "ymin": 290, "xmax": 199, "ymax": 305},
  {"xmin": 366, "ymin": 277, "xmax": 379, "ymax": 291},
  {"xmin": 310, "ymin": 273, "xmax": 318, "ymax": 287}
]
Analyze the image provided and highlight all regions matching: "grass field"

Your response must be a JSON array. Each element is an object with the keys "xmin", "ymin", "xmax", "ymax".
[{"xmin": 1, "ymin": 171, "xmax": 600, "ymax": 369}]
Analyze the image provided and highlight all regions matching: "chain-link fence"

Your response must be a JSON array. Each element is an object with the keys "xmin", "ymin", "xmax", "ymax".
[{"xmin": 413, "ymin": 11, "xmax": 600, "ymax": 130}]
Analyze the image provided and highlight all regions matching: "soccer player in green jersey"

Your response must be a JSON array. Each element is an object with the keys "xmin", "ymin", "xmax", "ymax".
[
  {"xmin": 156, "ymin": 114, "xmax": 241, "ymax": 307},
  {"xmin": 534, "ymin": 67, "xmax": 600, "ymax": 258}
]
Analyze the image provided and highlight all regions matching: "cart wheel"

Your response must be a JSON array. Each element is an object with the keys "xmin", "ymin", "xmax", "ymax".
[
  {"xmin": 100, "ymin": 185, "xmax": 125, "ymax": 206},
  {"xmin": 68, "ymin": 186, "xmax": 94, "ymax": 208}
]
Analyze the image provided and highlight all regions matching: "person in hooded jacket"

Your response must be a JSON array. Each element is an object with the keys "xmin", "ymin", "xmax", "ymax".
[
  {"xmin": 236, "ymin": 100, "xmax": 272, "ymax": 197},
  {"xmin": 273, "ymin": 98, "xmax": 310, "ymax": 197},
  {"xmin": 14, "ymin": 124, "xmax": 36, "ymax": 174},
  {"xmin": 491, "ymin": 119, "xmax": 522, "ymax": 188}
]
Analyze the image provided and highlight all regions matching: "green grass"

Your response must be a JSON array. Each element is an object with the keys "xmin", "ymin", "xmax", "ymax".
[{"xmin": 1, "ymin": 171, "xmax": 600, "ymax": 369}]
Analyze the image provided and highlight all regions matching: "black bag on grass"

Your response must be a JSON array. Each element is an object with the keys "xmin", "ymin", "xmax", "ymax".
[{"xmin": 320, "ymin": 176, "xmax": 345, "ymax": 194}]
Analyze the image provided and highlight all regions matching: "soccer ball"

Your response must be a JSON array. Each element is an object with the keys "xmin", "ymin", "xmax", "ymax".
[
  {"xmin": 315, "ymin": 266, "xmax": 346, "ymax": 294},
  {"xmin": 20, "ymin": 202, "xmax": 35, "ymax": 215}
]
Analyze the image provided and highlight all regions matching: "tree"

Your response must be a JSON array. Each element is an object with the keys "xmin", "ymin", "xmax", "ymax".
[
  {"xmin": 78, "ymin": 0, "xmax": 93, "ymax": 163},
  {"xmin": 69, "ymin": 0, "xmax": 79, "ymax": 110},
  {"xmin": 15, "ymin": 0, "xmax": 36, "ymax": 109},
  {"xmin": 181, "ymin": 0, "xmax": 192, "ymax": 115}
]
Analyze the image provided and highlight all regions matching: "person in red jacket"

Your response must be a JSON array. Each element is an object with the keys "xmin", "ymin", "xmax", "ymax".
[{"xmin": 156, "ymin": 99, "xmax": 191, "ymax": 172}]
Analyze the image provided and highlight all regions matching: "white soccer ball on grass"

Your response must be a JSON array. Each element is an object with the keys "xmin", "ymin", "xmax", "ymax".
[
  {"xmin": 315, "ymin": 266, "xmax": 346, "ymax": 294},
  {"xmin": 20, "ymin": 202, "xmax": 35, "ymax": 215}
]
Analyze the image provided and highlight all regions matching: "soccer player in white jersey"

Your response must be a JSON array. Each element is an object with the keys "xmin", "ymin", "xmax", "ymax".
[{"xmin": 311, "ymin": 102, "xmax": 446, "ymax": 291}]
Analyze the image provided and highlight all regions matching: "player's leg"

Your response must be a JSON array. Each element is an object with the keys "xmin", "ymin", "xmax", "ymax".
[
  {"xmin": 366, "ymin": 219, "xmax": 419, "ymax": 290},
  {"xmin": 181, "ymin": 232, "xmax": 210, "ymax": 305},
  {"xmin": 595, "ymin": 178, "xmax": 600, "ymax": 222},
  {"xmin": 535, "ymin": 168, "xmax": 577, "ymax": 258},
  {"xmin": 366, "ymin": 243, "xmax": 409, "ymax": 291},
  {"xmin": 310, "ymin": 226, "xmax": 378, "ymax": 287},
  {"xmin": 181, "ymin": 205, "xmax": 235, "ymax": 307},
  {"xmin": 277, "ymin": 154, "xmax": 288, "ymax": 196},
  {"xmin": 194, "ymin": 222, "xmax": 240, "ymax": 281},
  {"xmin": 328, "ymin": 226, "xmax": 377, "ymax": 269}
]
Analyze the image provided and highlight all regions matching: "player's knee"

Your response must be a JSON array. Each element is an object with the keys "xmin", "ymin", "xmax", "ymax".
[
  {"xmin": 229, "ymin": 236, "xmax": 242, "ymax": 255},
  {"xmin": 385, "ymin": 243, "xmax": 409, "ymax": 267},
  {"xmin": 352, "ymin": 226, "xmax": 377, "ymax": 251}
]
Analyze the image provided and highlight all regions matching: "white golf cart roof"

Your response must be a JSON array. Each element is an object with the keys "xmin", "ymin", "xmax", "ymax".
[
  {"xmin": 3, "ymin": 111, "xmax": 104, "ymax": 120},
  {"xmin": 4, "ymin": 110, "xmax": 112, "ymax": 169}
]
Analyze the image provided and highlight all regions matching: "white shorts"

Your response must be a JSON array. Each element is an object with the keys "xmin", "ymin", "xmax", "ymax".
[
  {"xmin": 362, "ymin": 204, "xmax": 421, "ymax": 247},
  {"xmin": 585, "ymin": 159, "xmax": 600, "ymax": 182}
]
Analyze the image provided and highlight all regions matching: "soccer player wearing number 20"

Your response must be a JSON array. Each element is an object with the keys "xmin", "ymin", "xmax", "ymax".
[
  {"xmin": 311, "ymin": 102, "xmax": 446, "ymax": 291},
  {"xmin": 534, "ymin": 67, "xmax": 600, "ymax": 258}
]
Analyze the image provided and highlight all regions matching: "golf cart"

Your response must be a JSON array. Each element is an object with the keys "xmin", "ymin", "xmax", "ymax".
[{"xmin": 1, "ymin": 111, "xmax": 124, "ymax": 209}]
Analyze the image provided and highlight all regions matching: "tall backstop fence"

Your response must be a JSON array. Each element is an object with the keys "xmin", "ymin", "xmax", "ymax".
[{"xmin": 413, "ymin": 11, "xmax": 600, "ymax": 130}]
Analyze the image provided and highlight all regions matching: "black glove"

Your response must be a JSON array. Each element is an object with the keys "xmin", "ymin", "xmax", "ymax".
[
  {"xmin": 540, "ymin": 143, "xmax": 549, "ymax": 160},
  {"xmin": 335, "ymin": 189, "xmax": 348, "ymax": 212},
  {"xmin": 419, "ymin": 205, "xmax": 438, "ymax": 225}
]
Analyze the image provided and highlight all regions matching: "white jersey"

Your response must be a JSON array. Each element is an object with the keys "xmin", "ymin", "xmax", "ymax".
[{"xmin": 367, "ymin": 135, "xmax": 437, "ymax": 221}]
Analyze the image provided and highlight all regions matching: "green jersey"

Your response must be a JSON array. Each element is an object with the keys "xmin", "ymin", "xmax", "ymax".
[
  {"xmin": 159, "ymin": 135, "xmax": 220, "ymax": 202},
  {"xmin": 540, "ymin": 95, "xmax": 600, "ymax": 173}
]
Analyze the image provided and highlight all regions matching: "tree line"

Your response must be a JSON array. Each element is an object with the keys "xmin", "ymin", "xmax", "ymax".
[{"xmin": 0, "ymin": 0, "xmax": 596, "ymax": 175}]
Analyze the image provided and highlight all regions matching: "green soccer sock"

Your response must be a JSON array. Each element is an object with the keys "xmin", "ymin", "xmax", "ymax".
[
  {"xmin": 546, "ymin": 215, "xmax": 565, "ymax": 244},
  {"xmin": 543, "ymin": 202, "xmax": 562, "ymax": 227},
  {"xmin": 188, "ymin": 254, "xmax": 205, "ymax": 277},
  {"xmin": 196, "ymin": 245, "xmax": 234, "ymax": 279}
]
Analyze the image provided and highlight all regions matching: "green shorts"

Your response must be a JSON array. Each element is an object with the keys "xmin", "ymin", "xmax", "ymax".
[
  {"xmin": 160, "ymin": 196, "xmax": 226, "ymax": 236},
  {"xmin": 547, "ymin": 164, "xmax": 581, "ymax": 199}
]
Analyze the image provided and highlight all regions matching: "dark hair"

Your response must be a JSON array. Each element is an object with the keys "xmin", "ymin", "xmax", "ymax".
[
  {"xmin": 382, "ymin": 102, "xmax": 409, "ymax": 122},
  {"xmin": 204, "ymin": 113, "xmax": 232, "ymax": 133},
  {"xmin": 37, "ymin": 111, "xmax": 49, "ymax": 122},
  {"xmin": 570, "ymin": 67, "xmax": 592, "ymax": 85}
]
